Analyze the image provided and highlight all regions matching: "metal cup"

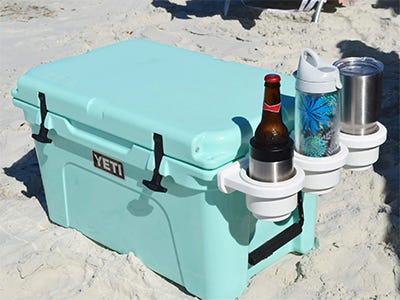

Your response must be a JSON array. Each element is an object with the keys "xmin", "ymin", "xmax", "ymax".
[
  {"xmin": 248, "ymin": 138, "xmax": 295, "ymax": 183},
  {"xmin": 249, "ymin": 158, "xmax": 294, "ymax": 183},
  {"xmin": 333, "ymin": 57, "xmax": 384, "ymax": 135}
]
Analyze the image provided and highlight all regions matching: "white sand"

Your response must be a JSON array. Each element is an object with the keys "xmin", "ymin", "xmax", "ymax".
[{"xmin": 1, "ymin": 0, "xmax": 399, "ymax": 299}]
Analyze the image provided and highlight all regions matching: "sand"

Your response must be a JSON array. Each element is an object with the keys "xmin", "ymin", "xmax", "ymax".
[{"xmin": 0, "ymin": 0, "xmax": 399, "ymax": 299}]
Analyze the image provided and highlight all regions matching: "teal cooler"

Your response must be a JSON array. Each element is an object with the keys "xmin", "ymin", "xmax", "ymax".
[{"xmin": 12, "ymin": 40, "xmax": 317, "ymax": 300}]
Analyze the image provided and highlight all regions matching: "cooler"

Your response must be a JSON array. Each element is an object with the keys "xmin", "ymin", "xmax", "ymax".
[{"xmin": 12, "ymin": 40, "xmax": 317, "ymax": 300}]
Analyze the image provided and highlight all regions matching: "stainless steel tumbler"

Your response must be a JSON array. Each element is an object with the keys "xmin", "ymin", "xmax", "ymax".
[
  {"xmin": 333, "ymin": 57, "xmax": 384, "ymax": 135},
  {"xmin": 249, "ymin": 138, "xmax": 295, "ymax": 183}
]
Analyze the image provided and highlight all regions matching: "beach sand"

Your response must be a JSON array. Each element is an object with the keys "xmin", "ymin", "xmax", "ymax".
[{"xmin": 1, "ymin": 0, "xmax": 399, "ymax": 299}]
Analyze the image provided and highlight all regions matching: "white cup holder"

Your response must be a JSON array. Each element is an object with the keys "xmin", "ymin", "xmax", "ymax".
[
  {"xmin": 217, "ymin": 158, "xmax": 305, "ymax": 221},
  {"xmin": 218, "ymin": 123, "xmax": 386, "ymax": 218},
  {"xmin": 339, "ymin": 122, "xmax": 387, "ymax": 171},
  {"xmin": 293, "ymin": 143, "xmax": 348, "ymax": 195}
]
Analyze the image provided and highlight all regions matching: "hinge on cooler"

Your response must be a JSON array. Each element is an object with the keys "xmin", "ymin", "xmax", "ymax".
[
  {"xmin": 32, "ymin": 92, "xmax": 52, "ymax": 144},
  {"xmin": 248, "ymin": 192, "xmax": 304, "ymax": 266},
  {"xmin": 143, "ymin": 133, "xmax": 167, "ymax": 193}
]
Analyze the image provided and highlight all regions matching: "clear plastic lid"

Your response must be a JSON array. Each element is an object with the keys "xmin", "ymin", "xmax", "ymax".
[{"xmin": 333, "ymin": 57, "xmax": 384, "ymax": 77}]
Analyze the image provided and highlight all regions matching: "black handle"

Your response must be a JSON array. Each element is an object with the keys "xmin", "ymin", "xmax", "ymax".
[
  {"xmin": 32, "ymin": 92, "xmax": 52, "ymax": 144},
  {"xmin": 143, "ymin": 133, "xmax": 167, "ymax": 193},
  {"xmin": 248, "ymin": 192, "xmax": 304, "ymax": 266}
]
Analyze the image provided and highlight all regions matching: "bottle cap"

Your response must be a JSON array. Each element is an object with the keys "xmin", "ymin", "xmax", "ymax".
[
  {"xmin": 264, "ymin": 74, "xmax": 281, "ymax": 83},
  {"xmin": 295, "ymin": 48, "xmax": 342, "ymax": 94}
]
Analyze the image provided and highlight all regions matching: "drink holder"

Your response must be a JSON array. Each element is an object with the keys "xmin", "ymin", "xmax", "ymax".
[
  {"xmin": 293, "ymin": 143, "xmax": 348, "ymax": 195},
  {"xmin": 218, "ymin": 158, "xmax": 305, "ymax": 265},
  {"xmin": 339, "ymin": 122, "xmax": 387, "ymax": 171},
  {"xmin": 217, "ymin": 158, "xmax": 305, "ymax": 222}
]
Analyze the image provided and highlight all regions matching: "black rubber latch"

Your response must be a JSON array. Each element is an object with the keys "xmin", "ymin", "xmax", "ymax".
[
  {"xmin": 248, "ymin": 192, "xmax": 304, "ymax": 266},
  {"xmin": 143, "ymin": 133, "xmax": 167, "ymax": 193},
  {"xmin": 32, "ymin": 92, "xmax": 52, "ymax": 144}
]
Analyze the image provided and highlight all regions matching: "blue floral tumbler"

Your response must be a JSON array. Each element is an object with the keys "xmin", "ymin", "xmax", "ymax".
[{"xmin": 294, "ymin": 49, "xmax": 342, "ymax": 157}]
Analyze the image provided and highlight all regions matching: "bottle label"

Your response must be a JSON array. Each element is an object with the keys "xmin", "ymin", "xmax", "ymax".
[
  {"xmin": 263, "ymin": 102, "xmax": 281, "ymax": 113},
  {"xmin": 294, "ymin": 91, "xmax": 339, "ymax": 157}
]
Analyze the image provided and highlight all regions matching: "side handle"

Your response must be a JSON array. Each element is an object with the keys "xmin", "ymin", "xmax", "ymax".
[{"xmin": 248, "ymin": 192, "xmax": 304, "ymax": 266}]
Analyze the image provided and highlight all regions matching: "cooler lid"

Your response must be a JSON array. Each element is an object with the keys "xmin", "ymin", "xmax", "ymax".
[{"xmin": 13, "ymin": 40, "xmax": 295, "ymax": 170}]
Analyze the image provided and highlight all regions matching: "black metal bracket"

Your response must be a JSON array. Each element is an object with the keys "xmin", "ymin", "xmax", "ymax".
[
  {"xmin": 248, "ymin": 192, "xmax": 304, "ymax": 266},
  {"xmin": 32, "ymin": 92, "xmax": 52, "ymax": 144},
  {"xmin": 143, "ymin": 133, "xmax": 167, "ymax": 193}
]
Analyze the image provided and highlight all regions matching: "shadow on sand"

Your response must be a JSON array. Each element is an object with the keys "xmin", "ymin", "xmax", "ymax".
[
  {"xmin": 372, "ymin": 0, "xmax": 399, "ymax": 14},
  {"xmin": 337, "ymin": 40, "xmax": 400, "ymax": 259},
  {"xmin": 152, "ymin": 0, "xmax": 260, "ymax": 29},
  {"xmin": 151, "ymin": 0, "xmax": 345, "ymax": 30},
  {"xmin": 3, "ymin": 148, "xmax": 48, "ymax": 215}
]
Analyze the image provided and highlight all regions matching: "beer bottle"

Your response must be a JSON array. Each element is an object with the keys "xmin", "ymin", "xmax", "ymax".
[
  {"xmin": 249, "ymin": 74, "xmax": 294, "ymax": 182},
  {"xmin": 254, "ymin": 74, "xmax": 290, "ymax": 146}
]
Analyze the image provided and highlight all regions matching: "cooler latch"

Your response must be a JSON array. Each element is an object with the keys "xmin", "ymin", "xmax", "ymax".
[
  {"xmin": 32, "ymin": 92, "xmax": 52, "ymax": 144},
  {"xmin": 143, "ymin": 133, "xmax": 168, "ymax": 193}
]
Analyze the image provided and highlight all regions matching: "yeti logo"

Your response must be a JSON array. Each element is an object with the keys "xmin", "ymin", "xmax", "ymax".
[{"xmin": 92, "ymin": 151, "xmax": 125, "ymax": 179}]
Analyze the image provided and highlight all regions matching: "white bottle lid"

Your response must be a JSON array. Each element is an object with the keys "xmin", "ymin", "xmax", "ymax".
[{"xmin": 295, "ymin": 48, "xmax": 342, "ymax": 94}]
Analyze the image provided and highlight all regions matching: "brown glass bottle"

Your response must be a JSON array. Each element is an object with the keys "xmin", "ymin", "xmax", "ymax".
[
  {"xmin": 249, "ymin": 74, "xmax": 294, "ymax": 183},
  {"xmin": 254, "ymin": 74, "xmax": 290, "ymax": 147}
]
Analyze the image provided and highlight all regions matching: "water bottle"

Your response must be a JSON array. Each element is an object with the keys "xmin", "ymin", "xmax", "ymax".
[{"xmin": 294, "ymin": 49, "xmax": 342, "ymax": 157}]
